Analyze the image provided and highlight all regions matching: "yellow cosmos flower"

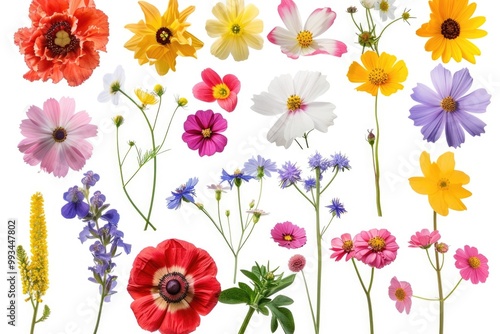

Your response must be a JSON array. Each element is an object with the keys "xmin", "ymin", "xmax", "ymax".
[
  {"xmin": 416, "ymin": 0, "xmax": 486, "ymax": 64},
  {"xmin": 347, "ymin": 51, "xmax": 408, "ymax": 96},
  {"xmin": 124, "ymin": 0, "xmax": 203, "ymax": 75},
  {"xmin": 206, "ymin": 0, "xmax": 264, "ymax": 61},
  {"xmin": 409, "ymin": 151, "xmax": 472, "ymax": 216}
]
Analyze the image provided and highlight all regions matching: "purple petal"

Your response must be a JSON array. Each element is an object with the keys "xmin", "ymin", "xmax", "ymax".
[
  {"xmin": 420, "ymin": 110, "xmax": 446, "ymax": 143},
  {"xmin": 410, "ymin": 83, "xmax": 441, "ymax": 106},
  {"xmin": 430, "ymin": 64, "xmax": 452, "ymax": 98},
  {"xmin": 457, "ymin": 88, "xmax": 491, "ymax": 113},
  {"xmin": 409, "ymin": 104, "xmax": 444, "ymax": 126},
  {"xmin": 444, "ymin": 113, "xmax": 466, "ymax": 148},
  {"xmin": 450, "ymin": 67, "xmax": 473, "ymax": 98},
  {"xmin": 453, "ymin": 110, "xmax": 486, "ymax": 137}
]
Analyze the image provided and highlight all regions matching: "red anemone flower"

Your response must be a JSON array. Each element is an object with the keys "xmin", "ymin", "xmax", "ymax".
[
  {"xmin": 14, "ymin": 0, "xmax": 109, "ymax": 86},
  {"xmin": 127, "ymin": 239, "xmax": 221, "ymax": 334}
]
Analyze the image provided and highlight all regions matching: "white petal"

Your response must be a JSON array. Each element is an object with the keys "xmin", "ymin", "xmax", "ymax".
[
  {"xmin": 251, "ymin": 92, "xmax": 287, "ymax": 116},
  {"xmin": 305, "ymin": 102, "xmax": 336, "ymax": 132},
  {"xmin": 283, "ymin": 111, "xmax": 314, "ymax": 140},
  {"xmin": 293, "ymin": 71, "xmax": 329, "ymax": 102},
  {"xmin": 304, "ymin": 7, "xmax": 336, "ymax": 36},
  {"xmin": 277, "ymin": 0, "xmax": 302, "ymax": 33}
]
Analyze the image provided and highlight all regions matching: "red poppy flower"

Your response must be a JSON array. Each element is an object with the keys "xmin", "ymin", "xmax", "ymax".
[
  {"xmin": 127, "ymin": 239, "xmax": 221, "ymax": 334},
  {"xmin": 14, "ymin": 0, "xmax": 109, "ymax": 86}
]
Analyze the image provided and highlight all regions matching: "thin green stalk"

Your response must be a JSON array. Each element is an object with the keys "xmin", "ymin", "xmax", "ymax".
[
  {"xmin": 238, "ymin": 307, "xmax": 256, "ymax": 334},
  {"xmin": 320, "ymin": 216, "xmax": 334, "ymax": 237},
  {"xmin": 304, "ymin": 132, "xmax": 310, "ymax": 148},
  {"xmin": 373, "ymin": 94, "xmax": 382, "ymax": 216},
  {"xmin": 444, "ymin": 279, "xmax": 462, "ymax": 301},
  {"xmin": 93, "ymin": 277, "xmax": 107, "ymax": 334},
  {"xmin": 319, "ymin": 168, "xmax": 339, "ymax": 195},
  {"xmin": 314, "ymin": 168, "xmax": 322, "ymax": 334},
  {"xmin": 425, "ymin": 248, "xmax": 438, "ymax": 271},
  {"xmin": 30, "ymin": 298, "xmax": 39, "ymax": 334},
  {"xmin": 294, "ymin": 138, "xmax": 304, "ymax": 150},
  {"xmin": 301, "ymin": 270, "xmax": 317, "ymax": 331},
  {"xmin": 433, "ymin": 211, "xmax": 444, "ymax": 334},
  {"xmin": 352, "ymin": 260, "xmax": 375, "ymax": 334},
  {"xmin": 292, "ymin": 183, "xmax": 315, "ymax": 207}
]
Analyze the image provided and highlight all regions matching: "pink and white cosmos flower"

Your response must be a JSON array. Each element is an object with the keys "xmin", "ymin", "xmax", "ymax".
[{"xmin": 267, "ymin": 0, "xmax": 347, "ymax": 59}]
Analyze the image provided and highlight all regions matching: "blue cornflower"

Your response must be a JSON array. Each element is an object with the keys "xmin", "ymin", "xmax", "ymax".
[
  {"xmin": 308, "ymin": 152, "xmax": 331, "ymax": 173},
  {"xmin": 330, "ymin": 153, "xmax": 351, "ymax": 171},
  {"xmin": 61, "ymin": 186, "xmax": 90, "ymax": 219},
  {"xmin": 242, "ymin": 155, "xmax": 277, "ymax": 179},
  {"xmin": 220, "ymin": 169, "xmax": 254, "ymax": 188},
  {"xmin": 326, "ymin": 198, "xmax": 347, "ymax": 218},
  {"xmin": 166, "ymin": 177, "xmax": 198, "ymax": 209},
  {"xmin": 82, "ymin": 171, "xmax": 100, "ymax": 188},
  {"xmin": 278, "ymin": 161, "xmax": 302, "ymax": 188},
  {"xmin": 303, "ymin": 177, "xmax": 316, "ymax": 192},
  {"xmin": 91, "ymin": 191, "xmax": 106, "ymax": 208}
]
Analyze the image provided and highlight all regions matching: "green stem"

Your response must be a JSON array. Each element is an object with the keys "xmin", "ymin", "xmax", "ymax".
[
  {"xmin": 425, "ymin": 248, "xmax": 438, "ymax": 271},
  {"xmin": 304, "ymin": 132, "xmax": 310, "ymax": 148},
  {"xmin": 292, "ymin": 183, "xmax": 315, "ymax": 207},
  {"xmin": 238, "ymin": 307, "xmax": 256, "ymax": 334},
  {"xmin": 294, "ymin": 138, "xmax": 304, "ymax": 150},
  {"xmin": 433, "ymin": 211, "xmax": 444, "ymax": 334},
  {"xmin": 373, "ymin": 94, "xmax": 382, "ymax": 216},
  {"xmin": 314, "ymin": 168, "xmax": 322, "ymax": 334},
  {"xmin": 93, "ymin": 279, "xmax": 107, "ymax": 334},
  {"xmin": 301, "ymin": 270, "xmax": 317, "ymax": 331},
  {"xmin": 319, "ymin": 168, "xmax": 339, "ymax": 195},
  {"xmin": 30, "ymin": 297, "xmax": 39, "ymax": 334},
  {"xmin": 352, "ymin": 260, "xmax": 375, "ymax": 334},
  {"xmin": 444, "ymin": 279, "xmax": 463, "ymax": 301}
]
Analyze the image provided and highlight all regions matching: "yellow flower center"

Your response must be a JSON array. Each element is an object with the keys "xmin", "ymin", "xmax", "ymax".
[
  {"xmin": 440, "ymin": 96, "xmax": 457, "ymax": 112},
  {"xmin": 368, "ymin": 68, "xmax": 389, "ymax": 86},
  {"xmin": 283, "ymin": 234, "xmax": 293, "ymax": 241},
  {"xmin": 441, "ymin": 18, "xmax": 460, "ymax": 40},
  {"xmin": 52, "ymin": 127, "xmax": 67, "ymax": 143},
  {"xmin": 468, "ymin": 256, "xmax": 481, "ymax": 269},
  {"xmin": 395, "ymin": 287, "xmax": 406, "ymax": 301},
  {"xmin": 368, "ymin": 236, "xmax": 386, "ymax": 251},
  {"xmin": 296, "ymin": 30, "xmax": 313, "ymax": 48},
  {"xmin": 342, "ymin": 240, "xmax": 354, "ymax": 252},
  {"xmin": 213, "ymin": 83, "xmax": 230, "ymax": 100},
  {"xmin": 156, "ymin": 27, "xmax": 173, "ymax": 45},
  {"xmin": 438, "ymin": 178, "xmax": 450, "ymax": 190},
  {"xmin": 231, "ymin": 24, "xmax": 241, "ymax": 34},
  {"xmin": 201, "ymin": 128, "xmax": 212, "ymax": 138},
  {"xmin": 287, "ymin": 95, "xmax": 302, "ymax": 111},
  {"xmin": 54, "ymin": 30, "xmax": 71, "ymax": 47},
  {"xmin": 379, "ymin": 0, "xmax": 389, "ymax": 12}
]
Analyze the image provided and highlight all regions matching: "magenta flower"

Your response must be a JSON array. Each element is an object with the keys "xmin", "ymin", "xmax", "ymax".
[
  {"xmin": 388, "ymin": 277, "xmax": 412, "ymax": 314},
  {"xmin": 288, "ymin": 254, "xmax": 306, "ymax": 272},
  {"xmin": 182, "ymin": 110, "xmax": 228, "ymax": 157},
  {"xmin": 192, "ymin": 68, "xmax": 241, "ymax": 112},
  {"xmin": 454, "ymin": 245, "xmax": 489, "ymax": 284},
  {"xmin": 408, "ymin": 229, "xmax": 441, "ymax": 249},
  {"xmin": 353, "ymin": 228, "xmax": 399, "ymax": 269},
  {"xmin": 267, "ymin": 0, "xmax": 347, "ymax": 59},
  {"xmin": 271, "ymin": 221, "xmax": 307, "ymax": 249},
  {"xmin": 330, "ymin": 233, "xmax": 355, "ymax": 261},
  {"xmin": 18, "ymin": 97, "xmax": 97, "ymax": 177}
]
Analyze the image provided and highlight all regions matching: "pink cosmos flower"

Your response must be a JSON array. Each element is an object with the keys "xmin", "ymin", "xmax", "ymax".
[
  {"xmin": 388, "ymin": 277, "xmax": 412, "ymax": 314},
  {"xmin": 182, "ymin": 109, "xmax": 228, "ymax": 157},
  {"xmin": 408, "ymin": 229, "xmax": 441, "ymax": 249},
  {"xmin": 267, "ymin": 0, "xmax": 347, "ymax": 59},
  {"xmin": 18, "ymin": 97, "xmax": 97, "ymax": 177},
  {"xmin": 353, "ymin": 228, "xmax": 399, "ymax": 269},
  {"xmin": 330, "ymin": 233, "xmax": 355, "ymax": 261},
  {"xmin": 192, "ymin": 68, "xmax": 241, "ymax": 112},
  {"xmin": 454, "ymin": 245, "xmax": 489, "ymax": 284},
  {"xmin": 271, "ymin": 221, "xmax": 307, "ymax": 249}
]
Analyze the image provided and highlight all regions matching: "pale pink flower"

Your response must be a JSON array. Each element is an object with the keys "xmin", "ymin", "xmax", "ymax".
[
  {"xmin": 18, "ymin": 97, "xmax": 97, "ymax": 177},
  {"xmin": 288, "ymin": 254, "xmax": 306, "ymax": 272},
  {"xmin": 408, "ymin": 228, "xmax": 441, "ymax": 249},
  {"xmin": 267, "ymin": 0, "xmax": 347, "ymax": 59},
  {"xmin": 454, "ymin": 245, "xmax": 489, "ymax": 284},
  {"xmin": 353, "ymin": 228, "xmax": 399, "ymax": 269},
  {"xmin": 192, "ymin": 68, "xmax": 241, "ymax": 112},
  {"xmin": 330, "ymin": 233, "xmax": 355, "ymax": 261},
  {"xmin": 388, "ymin": 277, "xmax": 412, "ymax": 314}
]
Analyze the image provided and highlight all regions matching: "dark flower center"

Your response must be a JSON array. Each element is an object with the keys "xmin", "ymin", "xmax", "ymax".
[
  {"xmin": 368, "ymin": 68, "xmax": 389, "ymax": 86},
  {"xmin": 52, "ymin": 127, "xmax": 67, "ymax": 142},
  {"xmin": 231, "ymin": 24, "xmax": 241, "ymax": 34},
  {"xmin": 441, "ymin": 18, "xmax": 460, "ymax": 39},
  {"xmin": 158, "ymin": 272, "xmax": 189, "ymax": 303},
  {"xmin": 395, "ymin": 287, "xmax": 406, "ymax": 301},
  {"xmin": 283, "ymin": 234, "xmax": 293, "ymax": 241},
  {"xmin": 156, "ymin": 27, "xmax": 173, "ymax": 45},
  {"xmin": 45, "ymin": 21, "xmax": 79, "ymax": 56}
]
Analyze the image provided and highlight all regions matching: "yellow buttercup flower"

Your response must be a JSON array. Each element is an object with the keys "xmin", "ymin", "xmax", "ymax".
[
  {"xmin": 347, "ymin": 51, "xmax": 408, "ymax": 96},
  {"xmin": 416, "ymin": 0, "xmax": 486, "ymax": 64},
  {"xmin": 135, "ymin": 88, "xmax": 159, "ymax": 108},
  {"xmin": 124, "ymin": 0, "xmax": 203, "ymax": 75},
  {"xmin": 409, "ymin": 151, "xmax": 472, "ymax": 216},
  {"xmin": 206, "ymin": 0, "xmax": 264, "ymax": 61}
]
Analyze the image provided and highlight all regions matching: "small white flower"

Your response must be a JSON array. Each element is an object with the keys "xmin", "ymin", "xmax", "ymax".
[
  {"xmin": 360, "ymin": 0, "xmax": 376, "ymax": 9},
  {"xmin": 374, "ymin": 0, "xmax": 396, "ymax": 22},
  {"xmin": 97, "ymin": 65, "xmax": 125, "ymax": 105}
]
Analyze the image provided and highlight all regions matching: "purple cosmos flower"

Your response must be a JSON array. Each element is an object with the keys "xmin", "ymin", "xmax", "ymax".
[
  {"xmin": 278, "ymin": 161, "xmax": 302, "ymax": 188},
  {"xmin": 271, "ymin": 221, "xmax": 307, "ymax": 249},
  {"xmin": 182, "ymin": 109, "xmax": 228, "ymax": 156},
  {"xmin": 326, "ymin": 198, "xmax": 346, "ymax": 218},
  {"xmin": 409, "ymin": 64, "xmax": 491, "ymax": 148},
  {"xmin": 220, "ymin": 169, "xmax": 254, "ymax": 189},
  {"xmin": 166, "ymin": 177, "xmax": 198, "ymax": 210},
  {"xmin": 62, "ymin": 186, "xmax": 90, "ymax": 219},
  {"xmin": 242, "ymin": 155, "xmax": 277, "ymax": 179},
  {"xmin": 330, "ymin": 153, "xmax": 351, "ymax": 171}
]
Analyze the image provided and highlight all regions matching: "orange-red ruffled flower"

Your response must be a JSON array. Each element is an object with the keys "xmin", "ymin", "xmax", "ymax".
[{"xmin": 13, "ymin": 0, "xmax": 109, "ymax": 87}]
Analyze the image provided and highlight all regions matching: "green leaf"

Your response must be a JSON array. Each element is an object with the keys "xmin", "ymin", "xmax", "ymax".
[
  {"xmin": 268, "ymin": 274, "xmax": 295, "ymax": 296},
  {"xmin": 238, "ymin": 282, "xmax": 254, "ymax": 298},
  {"xmin": 218, "ymin": 288, "xmax": 250, "ymax": 305},
  {"xmin": 267, "ymin": 304, "xmax": 295, "ymax": 334},
  {"xmin": 272, "ymin": 295, "xmax": 294, "ymax": 307},
  {"xmin": 258, "ymin": 304, "xmax": 269, "ymax": 316},
  {"xmin": 270, "ymin": 314, "xmax": 278, "ymax": 333},
  {"xmin": 36, "ymin": 305, "xmax": 50, "ymax": 323},
  {"xmin": 241, "ymin": 269, "xmax": 260, "ymax": 284}
]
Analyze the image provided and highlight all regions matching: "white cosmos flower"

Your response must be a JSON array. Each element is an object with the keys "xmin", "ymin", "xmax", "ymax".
[
  {"xmin": 251, "ymin": 71, "xmax": 336, "ymax": 148},
  {"xmin": 374, "ymin": 0, "xmax": 396, "ymax": 22},
  {"xmin": 97, "ymin": 65, "xmax": 125, "ymax": 105},
  {"xmin": 267, "ymin": 0, "xmax": 347, "ymax": 59}
]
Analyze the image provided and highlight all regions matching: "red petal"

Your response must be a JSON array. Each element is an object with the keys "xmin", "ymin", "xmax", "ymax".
[
  {"xmin": 159, "ymin": 304, "xmax": 200, "ymax": 334},
  {"xmin": 188, "ymin": 276, "xmax": 221, "ymax": 315},
  {"xmin": 131, "ymin": 295, "xmax": 168, "ymax": 332},
  {"xmin": 200, "ymin": 68, "xmax": 222, "ymax": 87},
  {"xmin": 128, "ymin": 246, "xmax": 166, "ymax": 298}
]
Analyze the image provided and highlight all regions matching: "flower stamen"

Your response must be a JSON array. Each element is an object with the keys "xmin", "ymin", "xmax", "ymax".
[
  {"xmin": 213, "ymin": 84, "xmax": 230, "ymax": 99},
  {"xmin": 368, "ymin": 68, "xmax": 389, "ymax": 86},
  {"xmin": 296, "ymin": 30, "xmax": 313, "ymax": 48},
  {"xmin": 440, "ymin": 96, "xmax": 457, "ymax": 112},
  {"xmin": 441, "ymin": 18, "xmax": 460, "ymax": 40},
  {"xmin": 395, "ymin": 287, "xmax": 406, "ymax": 301},
  {"xmin": 45, "ymin": 21, "xmax": 79, "ymax": 56},
  {"xmin": 287, "ymin": 95, "xmax": 302, "ymax": 112},
  {"xmin": 158, "ymin": 272, "xmax": 189, "ymax": 303},
  {"xmin": 283, "ymin": 234, "xmax": 293, "ymax": 241},
  {"xmin": 342, "ymin": 240, "xmax": 353, "ymax": 252},
  {"xmin": 438, "ymin": 178, "xmax": 450, "ymax": 190},
  {"xmin": 156, "ymin": 27, "xmax": 173, "ymax": 45},
  {"xmin": 231, "ymin": 24, "xmax": 241, "ymax": 34},
  {"xmin": 368, "ymin": 236, "xmax": 386, "ymax": 251},
  {"xmin": 468, "ymin": 256, "xmax": 481, "ymax": 268},
  {"xmin": 201, "ymin": 128, "xmax": 212, "ymax": 138}
]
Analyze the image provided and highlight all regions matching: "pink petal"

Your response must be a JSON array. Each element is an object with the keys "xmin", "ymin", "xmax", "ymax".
[
  {"xmin": 200, "ymin": 68, "xmax": 222, "ymax": 87},
  {"xmin": 217, "ymin": 92, "xmax": 237, "ymax": 112},
  {"xmin": 277, "ymin": 0, "xmax": 302, "ymax": 33},
  {"xmin": 223, "ymin": 74, "xmax": 241, "ymax": 94},
  {"xmin": 193, "ymin": 82, "xmax": 216, "ymax": 103}
]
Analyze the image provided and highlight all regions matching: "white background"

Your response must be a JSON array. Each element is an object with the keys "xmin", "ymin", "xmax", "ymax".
[{"xmin": 1, "ymin": 0, "xmax": 499, "ymax": 333}]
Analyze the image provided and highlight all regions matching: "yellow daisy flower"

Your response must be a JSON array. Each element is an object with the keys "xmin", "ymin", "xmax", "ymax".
[
  {"xmin": 409, "ymin": 151, "xmax": 472, "ymax": 216},
  {"xmin": 206, "ymin": 0, "xmax": 264, "ymax": 61},
  {"xmin": 346, "ymin": 51, "xmax": 408, "ymax": 96},
  {"xmin": 416, "ymin": 0, "xmax": 486, "ymax": 64},
  {"xmin": 124, "ymin": 0, "xmax": 203, "ymax": 75}
]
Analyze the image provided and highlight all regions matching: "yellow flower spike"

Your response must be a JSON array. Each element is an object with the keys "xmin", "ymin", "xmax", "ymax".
[{"xmin": 409, "ymin": 151, "xmax": 472, "ymax": 216}]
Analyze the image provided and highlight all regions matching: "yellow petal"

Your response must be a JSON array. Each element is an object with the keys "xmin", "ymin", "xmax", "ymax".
[
  {"xmin": 419, "ymin": 151, "xmax": 432, "ymax": 178},
  {"xmin": 436, "ymin": 152, "xmax": 455, "ymax": 174},
  {"xmin": 429, "ymin": 191, "xmax": 449, "ymax": 216},
  {"xmin": 138, "ymin": 1, "xmax": 162, "ymax": 28},
  {"xmin": 443, "ymin": 191, "xmax": 467, "ymax": 211},
  {"xmin": 448, "ymin": 170, "xmax": 470, "ymax": 185},
  {"xmin": 360, "ymin": 51, "xmax": 378, "ymax": 71},
  {"xmin": 355, "ymin": 82, "xmax": 378, "ymax": 96},
  {"xmin": 409, "ymin": 176, "xmax": 437, "ymax": 195},
  {"xmin": 347, "ymin": 61, "xmax": 368, "ymax": 83}
]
